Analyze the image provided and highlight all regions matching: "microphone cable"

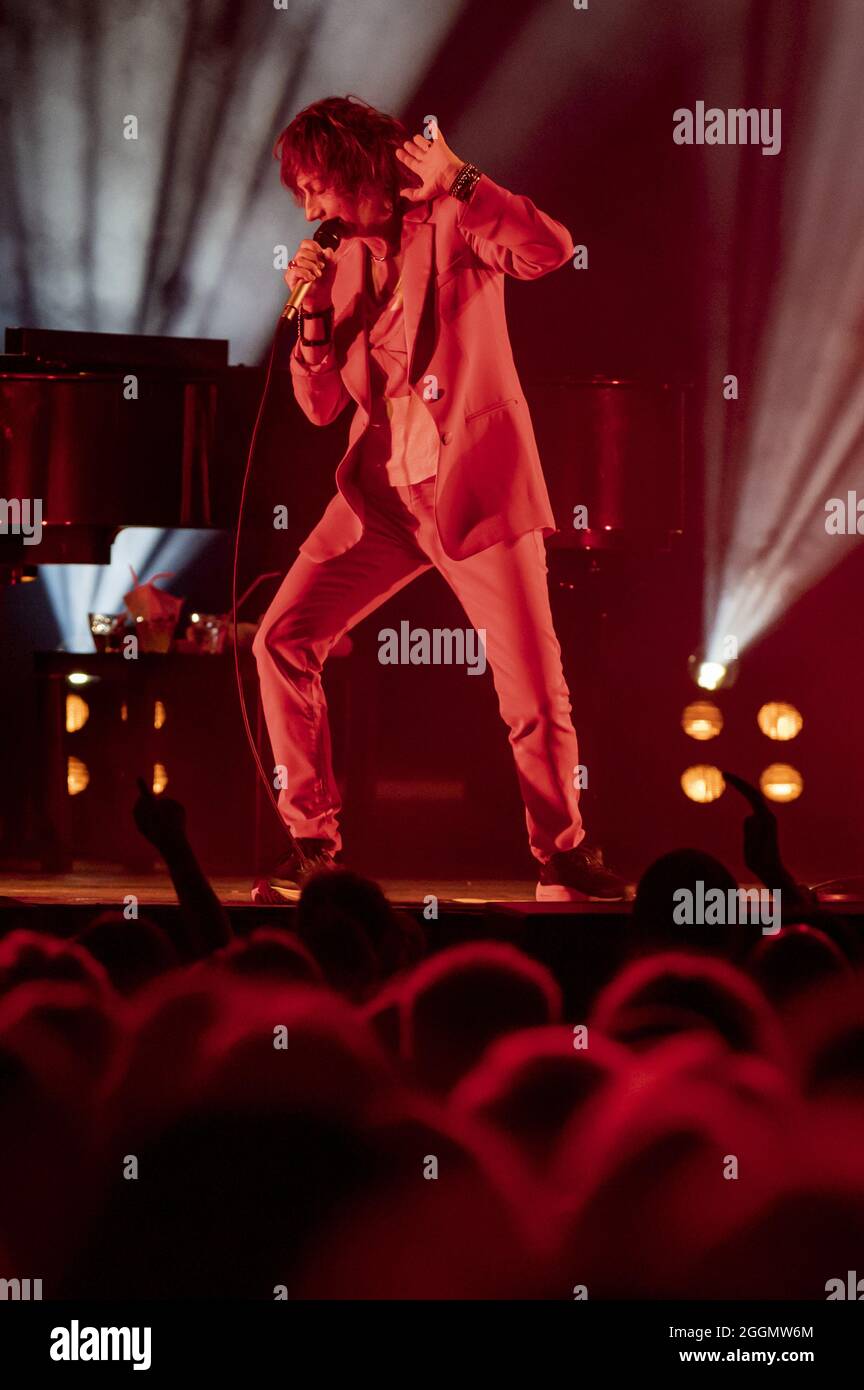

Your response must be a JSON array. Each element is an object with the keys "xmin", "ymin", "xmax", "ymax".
[{"xmin": 230, "ymin": 218, "xmax": 343, "ymax": 875}]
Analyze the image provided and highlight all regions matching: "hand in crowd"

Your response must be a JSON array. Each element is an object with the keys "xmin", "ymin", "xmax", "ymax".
[
  {"xmin": 133, "ymin": 777, "xmax": 187, "ymax": 855},
  {"xmin": 724, "ymin": 769, "xmax": 816, "ymax": 911},
  {"xmin": 724, "ymin": 771, "xmax": 787, "ymax": 885}
]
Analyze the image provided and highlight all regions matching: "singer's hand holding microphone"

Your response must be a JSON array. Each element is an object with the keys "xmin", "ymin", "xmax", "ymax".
[
  {"xmin": 284, "ymin": 238, "xmax": 337, "ymax": 311},
  {"xmin": 282, "ymin": 218, "xmax": 343, "ymax": 325}
]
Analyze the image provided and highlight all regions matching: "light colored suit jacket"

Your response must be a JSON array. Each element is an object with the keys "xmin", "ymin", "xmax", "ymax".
[{"xmin": 289, "ymin": 173, "xmax": 574, "ymax": 561}]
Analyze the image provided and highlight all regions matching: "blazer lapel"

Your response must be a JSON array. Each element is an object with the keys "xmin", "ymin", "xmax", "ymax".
[{"xmin": 331, "ymin": 202, "xmax": 435, "ymax": 411}]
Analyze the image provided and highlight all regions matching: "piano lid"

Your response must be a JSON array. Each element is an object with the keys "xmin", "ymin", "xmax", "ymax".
[{"xmin": 0, "ymin": 329, "xmax": 264, "ymax": 571}]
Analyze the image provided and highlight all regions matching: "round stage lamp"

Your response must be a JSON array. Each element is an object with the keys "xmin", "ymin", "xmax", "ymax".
[
  {"xmin": 65, "ymin": 694, "xmax": 89, "ymax": 733},
  {"xmin": 681, "ymin": 765, "xmax": 725, "ymax": 803},
  {"xmin": 682, "ymin": 701, "xmax": 723, "ymax": 740},
  {"xmin": 757, "ymin": 701, "xmax": 803, "ymax": 741},
  {"xmin": 688, "ymin": 653, "xmax": 740, "ymax": 691},
  {"xmin": 67, "ymin": 756, "xmax": 90, "ymax": 795},
  {"xmin": 759, "ymin": 763, "xmax": 803, "ymax": 802}
]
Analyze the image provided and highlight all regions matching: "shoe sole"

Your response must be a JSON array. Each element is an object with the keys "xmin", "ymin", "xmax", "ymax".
[
  {"xmin": 251, "ymin": 881, "xmax": 301, "ymax": 905},
  {"xmin": 536, "ymin": 883, "xmax": 626, "ymax": 903}
]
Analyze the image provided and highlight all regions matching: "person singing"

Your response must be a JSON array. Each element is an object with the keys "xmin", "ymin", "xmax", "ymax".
[{"xmin": 252, "ymin": 95, "xmax": 626, "ymax": 905}]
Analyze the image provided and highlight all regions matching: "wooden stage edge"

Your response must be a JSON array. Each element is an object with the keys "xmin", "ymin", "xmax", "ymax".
[
  {"xmin": 0, "ymin": 870, "xmax": 632, "ymax": 920},
  {"xmin": 2, "ymin": 869, "xmax": 863, "ymax": 934}
]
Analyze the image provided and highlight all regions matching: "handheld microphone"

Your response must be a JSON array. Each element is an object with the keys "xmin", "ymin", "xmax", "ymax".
[{"xmin": 280, "ymin": 217, "xmax": 344, "ymax": 322}]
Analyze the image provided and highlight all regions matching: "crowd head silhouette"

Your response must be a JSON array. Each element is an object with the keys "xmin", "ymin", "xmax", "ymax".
[{"xmin": 1, "ymin": 780, "xmax": 861, "ymax": 1299}]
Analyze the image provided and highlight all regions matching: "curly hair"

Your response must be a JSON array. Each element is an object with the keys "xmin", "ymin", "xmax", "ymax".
[{"xmin": 274, "ymin": 94, "xmax": 412, "ymax": 206}]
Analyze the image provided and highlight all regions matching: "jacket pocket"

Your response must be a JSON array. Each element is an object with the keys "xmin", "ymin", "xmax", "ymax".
[{"xmin": 464, "ymin": 397, "xmax": 518, "ymax": 422}]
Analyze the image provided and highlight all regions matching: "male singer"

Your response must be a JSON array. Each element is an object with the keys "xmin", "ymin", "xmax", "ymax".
[{"xmin": 252, "ymin": 95, "xmax": 626, "ymax": 904}]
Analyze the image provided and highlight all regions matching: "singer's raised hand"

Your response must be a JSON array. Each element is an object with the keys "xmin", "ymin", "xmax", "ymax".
[
  {"xmin": 284, "ymin": 238, "xmax": 337, "ymax": 310},
  {"xmin": 396, "ymin": 128, "xmax": 465, "ymax": 202}
]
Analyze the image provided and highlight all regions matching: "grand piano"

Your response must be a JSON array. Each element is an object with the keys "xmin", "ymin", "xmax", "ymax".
[{"xmin": 0, "ymin": 325, "xmax": 271, "ymax": 579}]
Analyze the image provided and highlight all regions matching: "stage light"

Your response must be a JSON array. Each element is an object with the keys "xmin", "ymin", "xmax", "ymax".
[
  {"xmin": 67, "ymin": 672, "xmax": 94, "ymax": 687},
  {"xmin": 697, "ymin": 662, "xmax": 726, "ymax": 691},
  {"xmin": 153, "ymin": 764, "xmax": 168, "ymax": 794},
  {"xmin": 688, "ymin": 653, "xmax": 739, "ymax": 691},
  {"xmin": 154, "ymin": 700, "xmax": 167, "ymax": 730},
  {"xmin": 1, "ymin": 566, "xmax": 39, "ymax": 584},
  {"xmin": 757, "ymin": 702, "xmax": 803, "ymax": 741},
  {"xmin": 702, "ymin": 3, "xmax": 864, "ymax": 662},
  {"xmin": 65, "ymin": 694, "xmax": 89, "ymax": 733},
  {"xmin": 67, "ymin": 757, "xmax": 89, "ymax": 795},
  {"xmin": 120, "ymin": 703, "xmax": 128, "ymax": 723},
  {"xmin": 681, "ymin": 765, "xmax": 725, "ymax": 803},
  {"xmin": 759, "ymin": 763, "xmax": 803, "ymax": 803},
  {"xmin": 682, "ymin": 700, "xmax": 723, "ymax": 740}
]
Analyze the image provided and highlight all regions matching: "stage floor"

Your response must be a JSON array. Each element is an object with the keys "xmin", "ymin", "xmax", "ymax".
[
  {"xmin": 0, "ymin": 861, "xmax": 636, "ymax": 917},
  {"xmin": 3, "ymin": 868, "xmax": 860, "ymax": 922},
  {"xmin": 0, "ymin": 867, "xmax": 593, "ymax": 909}
]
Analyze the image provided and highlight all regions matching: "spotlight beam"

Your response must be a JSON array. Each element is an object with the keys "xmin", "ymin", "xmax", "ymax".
[{"xmin": 704, "ymin": 0, "xmax": 864, "ymax": 661}]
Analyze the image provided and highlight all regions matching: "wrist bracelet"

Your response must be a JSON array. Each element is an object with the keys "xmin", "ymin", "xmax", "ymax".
[
  {"xmin": 298, "ymin": 305, "xmax": 333, "ymax": 347},
  {"xmin": 449, "ymin": 162, "xmax": 481, "ymax": 203}
]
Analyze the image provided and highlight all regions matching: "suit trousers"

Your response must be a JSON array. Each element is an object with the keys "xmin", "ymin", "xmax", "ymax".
[{"xmin": 252, "ymin": 456, "xmax": 585, "ymax": 862}]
